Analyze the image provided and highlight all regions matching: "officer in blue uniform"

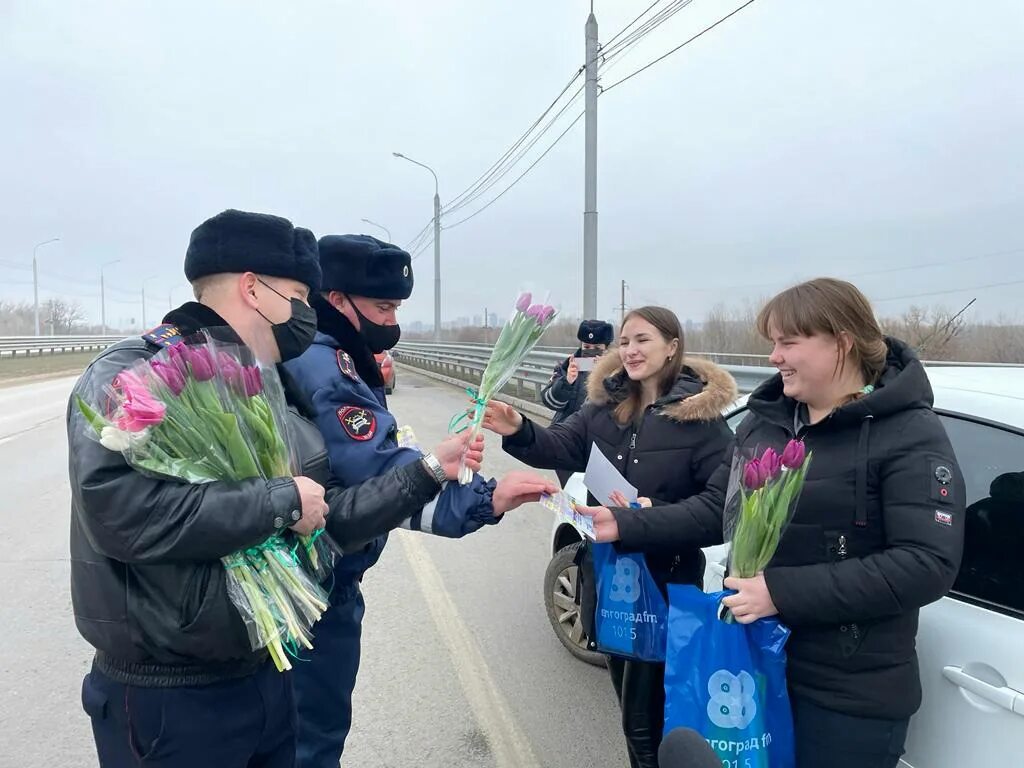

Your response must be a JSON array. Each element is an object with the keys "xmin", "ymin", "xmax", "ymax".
[{"xmin": 284, "ymin": 234, "xmax": 556, "ymax": 768}]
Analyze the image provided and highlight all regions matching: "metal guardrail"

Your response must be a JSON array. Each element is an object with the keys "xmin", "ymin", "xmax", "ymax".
[
  {"xmin": 393, "ymin": 341, "xmax": 775, "ymax": 403},
  {"xmin": 393, "ymin": 341, "xmax": 1024, "ymax": 406},
  {"xmin": 0, "ymin": 335, "xmax": 122, "ymax": 358}
]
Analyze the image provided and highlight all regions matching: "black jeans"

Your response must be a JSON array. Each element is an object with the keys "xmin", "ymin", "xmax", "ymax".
[
  {"xmin": 792, "ymin": 696, "xmax": 910, "ymax": 768},
  {"xmin": 607, "ymin": 656, "xmax": 665, "ymax": 768},
  {"xmin": 82, "ymin": 660, "xmax": 295, "ymax": 768}
]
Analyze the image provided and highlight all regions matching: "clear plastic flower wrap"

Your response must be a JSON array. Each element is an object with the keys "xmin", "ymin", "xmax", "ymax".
[
  {"xmin": 74, "ymin": 332, "xmax": 334, "ymax": 671},
  {"xmin": 721, "ymin": 440, "xmax": 813, "ymax": 623},
  {"xmin": 448, "ymin": 291, "xmax": 559, "ymax": 483}
]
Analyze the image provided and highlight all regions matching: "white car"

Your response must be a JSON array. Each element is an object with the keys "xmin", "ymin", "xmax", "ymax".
[{"xmin": 543, "ymin": 365, "xmax": 1024, "ymax": 767}]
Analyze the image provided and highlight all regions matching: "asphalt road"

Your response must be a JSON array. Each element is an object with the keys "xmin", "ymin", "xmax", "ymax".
[{"xmin": 0, "ymin": 369, "xmax": 629, "ymax": 767}]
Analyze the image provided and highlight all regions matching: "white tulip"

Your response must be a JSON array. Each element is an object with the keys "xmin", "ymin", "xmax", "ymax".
[
  {"xmin": 99, "ymin": 426, "xmax": 150, "ymax": 452},
  {"xmin": 100, "ymin": 426, "xmax": 131, "ymax": 451}
]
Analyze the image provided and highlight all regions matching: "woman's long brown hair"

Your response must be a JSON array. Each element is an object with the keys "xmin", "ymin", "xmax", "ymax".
[{"xmin": 613, "ymin": 306, "xmax": 684, "ymax": 425}]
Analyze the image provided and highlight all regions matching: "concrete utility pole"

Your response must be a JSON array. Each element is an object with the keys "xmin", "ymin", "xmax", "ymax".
[
  {"xmin": 32, "ymin": 237, "xmax": 60, "ymax": 336},
  {"xmin": 393, "ymin": 152, "xmax": 442, "ymax": 340},
  {"xmin": 583, "ymin": 8, "xmax": 599, "ymax": 319},
  {"xmin": 619, "ymin": 280, "xmax": 628, "ymax": 325}
]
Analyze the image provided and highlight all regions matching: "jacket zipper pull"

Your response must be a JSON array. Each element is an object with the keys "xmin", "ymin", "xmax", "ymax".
[
  {"xmin": 630, "ymin": 433, "xmax": 637, "ymax": 450},
  {"xmin": 835, "ymin": 535, "xmax": 861, "ymax": 641}
]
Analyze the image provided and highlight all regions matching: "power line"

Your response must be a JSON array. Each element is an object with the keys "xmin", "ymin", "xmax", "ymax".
[
  {"xmin": 443, "ymin": 83, "xmax": 585, "ymax": 217},
  {"xmin": 443, "ymin": 111, "xmax": 585, "ymax": 231},
  {"xmin": 602, "ymin": 0, "xmax": 759, "ymax": 94},
  {"xmin": 873, "ymin": 278, "xmax": 1024, "ymax": 304},
  {"xmin": 442, "ymin": 67, "xmax": 585, "ymax": 215},
  {"xmin": 600, "ymin": 0, "xmax": 696, "ymax": 66},
  {"xmin": 411, "ymin": 235, "xmax": 434, "ymax": 262},
  {"xmin": 678, "ymin": 246, "xmax": 1024, "ymax": 294},
  {"xmin": 601, "ymin": 0, "xmax": 664, "ymax": 53},
  {"xmin": 404, "ymin": 219, "xmax": 434, "ymax": 252}
]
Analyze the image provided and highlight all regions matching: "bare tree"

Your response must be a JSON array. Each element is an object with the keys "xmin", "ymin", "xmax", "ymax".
[{"xmin": 43, "ymin": 298, "xmax": 86, "ymax": 335}]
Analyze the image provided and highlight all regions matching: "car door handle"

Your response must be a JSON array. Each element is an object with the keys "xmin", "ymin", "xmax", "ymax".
[{"xmin": 942, "ymin": 666, "xmax": 1024, "ymax": 716}]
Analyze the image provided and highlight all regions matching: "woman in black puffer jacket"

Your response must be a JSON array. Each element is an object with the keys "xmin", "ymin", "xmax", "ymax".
[
  {"xmin": 483, "ymin": 306, "xmax": 737, "ymax": 768},
  {"xmin": 583, "ymin": 279, "xmax": 965, "ymax": 768}
]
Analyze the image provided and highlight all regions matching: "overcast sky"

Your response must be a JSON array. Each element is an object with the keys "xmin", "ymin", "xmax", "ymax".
[{"xmin": 2, "ymin": 0, "xmax": 1022, "ymax": 330}]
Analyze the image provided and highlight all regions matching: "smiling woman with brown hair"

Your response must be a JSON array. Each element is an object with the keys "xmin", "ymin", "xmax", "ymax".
[
  {"xmin": 483, "ymin": 305, "xmax": 737, "ymax": 768},
  {"xmin": 582, "ymin": 278, "xmax": 965, "ymax": 768}
]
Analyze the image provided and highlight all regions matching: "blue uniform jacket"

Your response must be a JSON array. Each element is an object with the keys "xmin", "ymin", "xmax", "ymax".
[{"xmin": 285, "ymin": 332, "xmax": 498, "ymax": 579}]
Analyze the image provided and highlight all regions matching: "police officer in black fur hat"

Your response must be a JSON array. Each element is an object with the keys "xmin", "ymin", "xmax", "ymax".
[
  {"xmin": 284, "ymin": 233, "xmax": 558, "ymax": 768},
  {"xmin": 541, "ymin": 319, "xmax": 615, "ymax": 485},
  {"xmin": 70, "ymin": 211, "xmax": 494, "ymax": 767}
]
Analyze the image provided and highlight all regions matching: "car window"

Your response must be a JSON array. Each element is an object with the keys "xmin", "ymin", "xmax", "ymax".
[
  {"xmin": 725, "ymin": 407, "xmax": 748, "ymax": 433},
  {"xmin": 940, "ymin": 414, "xmax": 1024, "ymax": 617}
]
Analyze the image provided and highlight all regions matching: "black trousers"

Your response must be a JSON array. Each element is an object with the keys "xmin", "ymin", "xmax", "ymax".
[
  {"xmin": 82, "ymin": 660, "xmax": 295, "ymax": 768},
  {"xmin": 792, "ymin": 696, "xmax": 910, "ymax": 768},
  {"xmin": 607, "ymin": 656, "xmax": 666, "ymax": 768}
]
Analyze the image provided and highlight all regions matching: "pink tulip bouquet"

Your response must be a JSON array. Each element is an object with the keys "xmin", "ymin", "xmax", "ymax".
[
  {"xmin": 74, "ymin": 334, "xmax": 332, "ymax": 671},
  {"xmin": 450, "ymin": 291, "xmax": 558, "ymax": 483},
  {"xmin": 725, "ymin": 440, "xmax": 812, "ymax": 614}
]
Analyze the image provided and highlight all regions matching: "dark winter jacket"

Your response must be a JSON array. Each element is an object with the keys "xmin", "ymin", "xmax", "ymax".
[
  {"xmin": 68, "ymin": 302, "xmax": 441, "ymax": 687},
  {"xmin": 505, "ymin": 352, "xmax": 737, "ymax": 583},
  {"xmin": 284, "ymin": 299, "xmax": 499, "ymax": 583},
  {"xmin": 540, "ymin": 350, "xmax": 592, "ymax": 425},
  {"xmin": 610, "ymin": 338, "xmax": 965, "ymax": 719}
]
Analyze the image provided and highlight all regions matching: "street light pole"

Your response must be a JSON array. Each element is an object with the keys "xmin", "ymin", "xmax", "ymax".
[
  {"xmin": 360, "ymin": 218, "xmax": 392, "ymax": 243},
  {"xmin": 100, "ymin": 259, "xmax": 121, "ymax": 335},
  {"xmin": 393, "ymin": 151, "xmax": 441, "ymax": 340},
  {"xmin": 169, "ymin": 283, "xmax": 187, "ymax": 312},
  {"xmin": 141, "ymin": 276, "xmax": 158, "ymax": 330},
  {"xmin": 32, "ymin": 237, "xmax": 60, "ymax": 336}
]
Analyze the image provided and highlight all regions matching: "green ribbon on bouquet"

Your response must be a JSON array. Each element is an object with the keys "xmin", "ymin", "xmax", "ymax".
[{"xmin": 448, "ymin": 387, "xmax": 486, "ymax": 435}]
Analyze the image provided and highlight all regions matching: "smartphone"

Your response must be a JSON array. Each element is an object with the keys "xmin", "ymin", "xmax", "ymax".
[{"xmin": 574, "ymin": 356, "xmax": 596, "ymax": 372}]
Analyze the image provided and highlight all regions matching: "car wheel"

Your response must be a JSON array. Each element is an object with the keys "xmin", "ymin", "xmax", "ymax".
[{"xmin": 543, "ymin": 543, "xmax": 605, "ymax": 667}]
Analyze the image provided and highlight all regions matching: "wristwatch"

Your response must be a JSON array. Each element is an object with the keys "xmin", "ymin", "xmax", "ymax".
[{"xmin": 420, "ymin": 452, "xmax": 447, "ymax": 486}]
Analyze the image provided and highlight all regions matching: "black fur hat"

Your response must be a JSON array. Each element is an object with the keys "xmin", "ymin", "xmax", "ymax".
[
  {"xmin": 578, "ymin": 319, "xmax": 614, "ymax": 345},
  {"xmin": 184, "ymin": 209, "xmax": 321, "ymax": 293},
  {"xmin": 318, "ymin": 234, "xmax": 414, "ymax": 300}
]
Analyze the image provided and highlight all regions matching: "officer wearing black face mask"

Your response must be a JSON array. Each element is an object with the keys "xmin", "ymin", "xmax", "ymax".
[
  {"xmin": 72, "ymin": 211, "xmax": 464, "ymax": 768},
  {"xmin": 283, "ymin": 234, "xmax": 558, "ymax": 768}
]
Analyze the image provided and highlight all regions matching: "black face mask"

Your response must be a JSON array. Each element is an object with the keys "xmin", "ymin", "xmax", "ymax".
[
  {"xmin": 348, "ymin": 295, "xmax": 401, "ymax": 353},
  {"xmin": 255, "ymin": 279, "xmax": 317, "ymax": 361},
  {"xmin": 581, "ymin": 347, "xmax": 604, "ymax": 358}
]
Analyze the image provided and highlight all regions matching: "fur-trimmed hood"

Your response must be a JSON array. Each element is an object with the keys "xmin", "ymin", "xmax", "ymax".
[{"xmin": 585, "ymin": 352, "xmax": 738, "ymax": 423}]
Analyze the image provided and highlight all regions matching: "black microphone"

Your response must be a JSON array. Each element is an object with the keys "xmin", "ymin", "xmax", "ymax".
[{"xmin": 658, "ymin": 727, "xmax": 721, "ymax": 768}]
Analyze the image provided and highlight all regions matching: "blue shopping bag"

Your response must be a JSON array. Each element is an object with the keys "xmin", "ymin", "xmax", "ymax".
[
  {"xmin": 664, "ymin": 585, "xmax": 795, "ymax": 768},
  {"xmin": 591, "ymin": 542, "xmax": 668, "ymax": 662}
]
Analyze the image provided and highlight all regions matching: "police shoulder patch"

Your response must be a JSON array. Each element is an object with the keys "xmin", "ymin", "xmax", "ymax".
[
  {"xmin": 142, "ymin": 324, "xmax": 183, "ymax": 348},
  {"xmin": 336, "ymin": 350, "xmax": 359, "ymax": 381},
  {"xmin": 337, "ymin": 406, "xmax": 376, "ymax": 441}
]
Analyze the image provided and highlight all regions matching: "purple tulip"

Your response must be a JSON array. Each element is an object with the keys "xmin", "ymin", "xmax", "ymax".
[
  {"xmin": 150, "ymin": 360, "xmax": 185, "ymax": 396},
  {"xmin": 166, "ymin": 342, "xmax": 189, "ymax": 378},
  {"xmin": 526, "ymin": 304, "xmax": 544, "ymax": 321},
  {"xmin": 760, "ymin": 447, "xmax": 782, "ymax": 482},
  {"xmin": 516, "ymin": 292, "xmax": 532, "ymax": 313},
  {"xmin": 218, "ymin": 351, "xmax": 243, "ymax": 393},
  {"xmin": 742, "ymin": 458, "xmax": 764, "ymax": 490},
  {"xmin": 186, "ymin": 346, "xmax": 216, "ymax": 382},
  {"xmin": 539, "ymin": 305, "xmax": 556, "ymax": 324},
  {"xmin": 242, "ymin": 366, "xmax": 263, "ymax": 397},
  {"xmin": 781, "ymin": 439, "xmax": 807, "ymax": 470}
]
